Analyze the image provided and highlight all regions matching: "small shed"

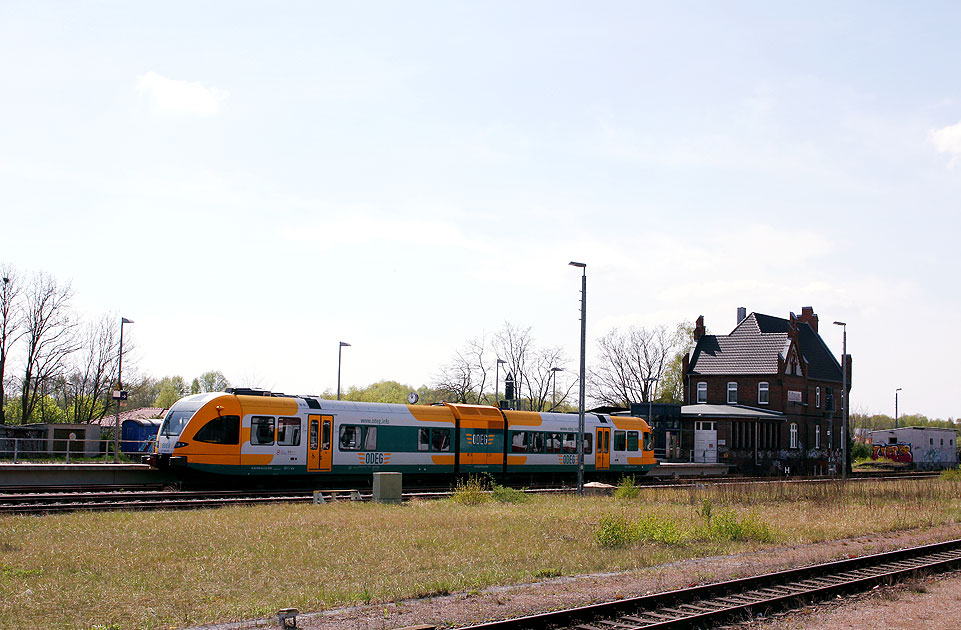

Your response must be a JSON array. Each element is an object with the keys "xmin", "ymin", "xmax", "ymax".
[
  {"xmin": 868, "ymin": 427, "xmax": 959, "ymax": 470},
  {"xmin": 121, "ymin": 418, "xmax": 162, "ymax": 453}
]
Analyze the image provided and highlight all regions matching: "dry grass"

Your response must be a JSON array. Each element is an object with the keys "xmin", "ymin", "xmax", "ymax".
[{"xmin": 1, "ymin": 478, "xmax": 960, "ymax": 630}]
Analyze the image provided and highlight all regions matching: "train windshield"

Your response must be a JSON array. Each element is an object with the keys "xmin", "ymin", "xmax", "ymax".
[{"xmin": 159, "ymin": 396, "xmax": 208, "ymax": 437}]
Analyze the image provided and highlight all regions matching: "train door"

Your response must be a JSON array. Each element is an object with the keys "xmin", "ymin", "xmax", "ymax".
[
  {"xmin": 595, "ymin": 427, "xmax": 610, "ymax": 470},
  {"xmin": 307, "ymin": 415, "xmax": 333, "ymax": 472}
]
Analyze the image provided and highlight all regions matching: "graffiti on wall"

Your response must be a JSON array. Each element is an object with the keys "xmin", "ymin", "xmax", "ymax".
[{"xmin": 872, "ymin": 443, "xmax": 913, "ymax": 463}]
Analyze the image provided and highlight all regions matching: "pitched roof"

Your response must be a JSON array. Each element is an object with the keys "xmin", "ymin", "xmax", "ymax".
[{"xmin": 688, "ymin": 312, "xmax": 843, "ymax": 382}]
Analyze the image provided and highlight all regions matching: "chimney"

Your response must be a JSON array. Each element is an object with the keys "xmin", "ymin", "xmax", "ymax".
[
  {"xmin": 799, "ymin": 306, "xmax": 818, "ymax": 333},
  {"xmin": 694, "ymin": 315, "xmax": 705, "ymax": 341},
  {"xmin": 737, "ymin": 306, "xmax": 746, "ymax": 325}
]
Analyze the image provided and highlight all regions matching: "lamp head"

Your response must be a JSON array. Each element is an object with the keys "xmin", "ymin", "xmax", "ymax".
[
  {"xmin": 121, "ymin": 317, "xmax": 134, "ymax": 324},
  {"xmin": 833, "ymin": 320, "xmax": 846, "ymax": 327},
  {"xmin": 568, "ymin": 261, "xmax": 586, "ymax": 268},
  {"xmin": 339, "ymin": 341, "xmax": 351, "ymax": 347}
]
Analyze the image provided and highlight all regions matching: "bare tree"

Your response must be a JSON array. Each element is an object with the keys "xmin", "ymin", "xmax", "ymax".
[
  {"xmin": 433, "ymin": 336, "xmax": 489, "ymax": 404},
  {"xmin": 68, "ymin": 315, "xmax": 120, "ymax": 424},
  {"xmin": 590, "ymin": 324, "xmax": 687, "ymax": 408},
  {"xmin": 493, "ymin": 323, "xmax": 572, "ymax": 411},
  {"xmin": 0, "ymin": 265, "xmax": 24, "ymax": 425},
  {"xmin": 19, "ymin": 273, "xmax": 79, "ymax": 424}
]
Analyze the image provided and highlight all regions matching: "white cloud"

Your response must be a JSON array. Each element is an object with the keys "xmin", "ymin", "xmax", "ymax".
[
  {"xmin": 136, "ymin": 71, "xmax": 228, "ymax": 115},
  {"xmin": 931, "ymin": 120, "xmax": 961, "ymax": 155}
]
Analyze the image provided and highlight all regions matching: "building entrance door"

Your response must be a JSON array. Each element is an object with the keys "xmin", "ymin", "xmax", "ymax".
[{"xmin": 693, "ymin": 421, "xmax": 717, "ymax": 463}]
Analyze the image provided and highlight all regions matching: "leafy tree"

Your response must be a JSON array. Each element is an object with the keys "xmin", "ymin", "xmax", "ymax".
[
  {"xmin": 196, "ymin": 370, "xmax": 230, "ymax": 393},
  {"xmin": 153, "ymin": 376, "xmax": 188, "ymax": 408},
  {"xmin": 657, "ymin": 321, "xmax": 695, "ymax": 404}
]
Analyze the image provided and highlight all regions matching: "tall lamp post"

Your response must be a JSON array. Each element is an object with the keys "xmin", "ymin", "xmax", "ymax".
[
  {"xmin": 337, "ymin": 341, "xmax": 351, "ymax": 400},
  {"xmin": 113, "ymin": 317, "xmax": 133, "ymax": 463},
  {"xmin": 569, "ymin": 261, "xmax": 587, "ymax": 495},
  {"xmin": 644, "ymin": 376, "xmax": 659, "ymax": 427},
  {"xmin": 550, "ymin": 367, "xmax": 564, "ymax": 411},
  {"xmin": 895, "ymin": 387, "xmax": 902, "ymax": 429},
  {"xmin": 833, "ymin": 321, "xmax": 847, "ymax": 481},
  {"xmin": 495, "ymin": 358, "xmax": 506, "ymax": 407}
]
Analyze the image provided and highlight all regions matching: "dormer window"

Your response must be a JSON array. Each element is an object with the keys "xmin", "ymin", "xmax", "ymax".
[{"xmin": 727, "ymin": 382, "xmax": 738, "ymax": 404}]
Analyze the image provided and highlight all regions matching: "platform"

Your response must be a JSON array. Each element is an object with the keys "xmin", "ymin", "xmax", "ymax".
[
  {"xmin": 648, "ymin": 462, "xmax": 731, "ymax": 477},
  {"xmin": 0, "ymin": 463, "xmax": 176, "ymax": 487}
]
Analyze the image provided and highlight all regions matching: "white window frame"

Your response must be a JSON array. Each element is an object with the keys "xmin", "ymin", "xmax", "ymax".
[
  {"xmin": 696, "ymin": 382, "xmax": 707, "ymax": 404},
  {"xmin": 727, "ymin": 382, "xmax": 738, "ymax": 404},
  {"xmin": 790, "ymin": 423, "xmax": 798, "ymax": 449},
  {"xmin": 758, "ymin": 382, "xmax": 769, "ymax": 405}
]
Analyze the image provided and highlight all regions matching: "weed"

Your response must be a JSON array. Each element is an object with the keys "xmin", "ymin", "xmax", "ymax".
[
  {"xmin": 532, "ymin": 568, "xmax": 562, "ymax": 579},
  {"xmin": 595, "ymin": 515, "xmax": 635, "ymax": 548},
  {"xmin": 491, "ymin": 485, "xmax": 527, "ymax": 503},
  {"xmin": 939, "ymin": 468, "xmax": 961, "ymax": 481},
  {"xmin": 450, "ymin": 476, "xmax": 491, "ymax": 505},
  {"xmin": 614, "ymin": 476, "xmax": 640, "ymax": 500}
]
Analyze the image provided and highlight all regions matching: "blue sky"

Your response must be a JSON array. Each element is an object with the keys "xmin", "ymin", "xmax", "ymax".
[{"xmin": 2, "ymin": 2, "xmax": 959, "ymax": 419}]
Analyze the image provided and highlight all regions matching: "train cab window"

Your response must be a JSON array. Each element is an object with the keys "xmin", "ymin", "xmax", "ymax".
[
  {"xmin": 194, "ymin": 415, "xmax": 240, "ymax": 444},
  {"xmin": 583, "ymin": 433, "xmax": 592, "ymax": 454},
  {"xmin": 643, "ymin": 431, "xmax": 654, "ymax": 452},
  {"xmin": 277, "ymin": 417, "xmax": 301, "ymax": 446},
  {"xmin": 530, "ymin": 432, "xmax": 545, "ymax": 453},
  {"xmin": 431, "ymin": 428, "xmax": 450, "ymax": 452},
  {"xmin": 562, "ymin": 433, "xmax": 577, "ymax": 453},
  {"xmin": 511, "ymin": 431, "xmax": 528, "ymax": 453},
  {"xmin": 364, "ymin": 427, "xmax": 378, "ymax": 450},
  {"xmin": 613, "ymin": 430, "xmax": 626, "ymax": 451},
  {"xmin": 251, "ymin": 416, "xmax": 275, "ymax": 445},
  {"xmin": 626, "ymin": 431, "xmax": 639, "ymax": 452},
  {"xmin": 418, "ymin": 427, "xmax": 430, "ymax": 451},
  {"xmin": 340, "ymin": 425, "xmax": 362, "ymax": 450}
]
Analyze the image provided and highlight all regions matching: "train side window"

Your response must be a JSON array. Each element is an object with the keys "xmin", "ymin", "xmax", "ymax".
[
  {"xmin": 340, "ymin": 425, "xmax": 362, "ymax": 450},
  {"xmin": 194, "ymin": 415, "xmax": 240, "ymax": 445},
  {"xmin": 562, "ymin": 433, "xmax": 577, "ymax": 453},
  {"xmin": 277, "ymin": 417, "xmax": 301, "ymax": 446},
  {"xmin": 530, "ymin": 432, "xmax": 545, "ymax": 453},
  {"xmin": 626, "ymin": 431, "xmax": 639, "ymax": 451},
  {"xmin": 546, "ymin": 433, "xmax": 562, "ymax": 454},
  {"xmin": 583, "ymin": 432, "xmax": 592, "ymax": 454},
  {"xmin": 431, "ymin": 428, "xmax": 451, "ymax": 452},
  {"xmin": 251, "ymin": 416, "xmax": 275, "ymax": 445},
  {"xmin": 418, "ymin": 427, "xmax": 430, "ymax": 451},
  {"xmin": 613, "ymin": 430, "xmax": 626, "ymax": 451},
  {"xmin": 511, "ymin": 431, "xmax": 528, "ymax": 453},
  {"xmin": 643, "ymin": 431, "xmax": 653, "ymax": 452},
  {"xmin": 364, "ymin": 427, "xmax": 378, "ymax": 450}
]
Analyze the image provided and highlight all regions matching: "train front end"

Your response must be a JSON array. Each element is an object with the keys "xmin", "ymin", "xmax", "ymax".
[{"xmin": 143, "ymin": 393, "xmax": 233, "ymax": 470}]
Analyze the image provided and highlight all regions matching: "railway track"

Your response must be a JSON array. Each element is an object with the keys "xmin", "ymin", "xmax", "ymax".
[{"xmin": 455, "ymin": 539, "xmax": 961, "ymax": 630}]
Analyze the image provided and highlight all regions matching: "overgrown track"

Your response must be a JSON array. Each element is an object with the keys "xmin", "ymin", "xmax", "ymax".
[{"xmin": 456, "ymin": 539, "xmax": 961, "ymax": 630}]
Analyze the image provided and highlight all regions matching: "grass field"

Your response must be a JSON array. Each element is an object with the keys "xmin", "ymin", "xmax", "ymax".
[{"xmin": 2, "ymin": 477, "xmax": 961, "ymax": 630}]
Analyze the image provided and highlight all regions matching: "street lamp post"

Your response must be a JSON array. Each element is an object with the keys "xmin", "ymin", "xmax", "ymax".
[
  {"xmin": 337, "ymin": 341, "xmax": 351, "ymax": 400},
  {"xmin": 550, "ymin": 367, "xmax": 564, "ymax": 411},
  {"xmin": 114, "ymin": 317, "xmax": 133, "ymax": 463},
  {"xmin": 569, "ymin": 261, "xmax": 587, "ymax": 495},
  {"xmin": 495, "ymin": 358, "xmax": 506, "ymax": 407},
  {"xmin": 644, "ymin": 376, "xmax": 659, "ymax": 428},
  {"xmin": 833, "ymin": 321, "xmax": 847, "ymax": 481},
  {"xmin": 895, "ymin": 387, "xmax": 902, "ymax": 429}
]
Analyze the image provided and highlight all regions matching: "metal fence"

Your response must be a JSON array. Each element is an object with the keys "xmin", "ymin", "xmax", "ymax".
[{"xmin": 0, "ymin": 436, "xmax": 155, "ymax": 463}]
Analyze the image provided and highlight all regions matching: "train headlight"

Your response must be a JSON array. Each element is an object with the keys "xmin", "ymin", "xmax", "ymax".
[{"xmin": 174, "ymin": 441, "xmax": 189, "ymax": 449}]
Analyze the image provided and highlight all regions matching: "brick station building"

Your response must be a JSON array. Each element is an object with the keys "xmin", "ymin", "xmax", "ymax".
[{"xmin": 681, "ymin": 307, "xmax": 852, "ymax": 475}]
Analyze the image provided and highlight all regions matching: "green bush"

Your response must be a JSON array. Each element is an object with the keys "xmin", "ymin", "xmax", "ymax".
[
  {"xmin": 851, "ymin": 441, "xmax": 871, "ymax": 460},
  {"xmin": 614, "ymin": 475, "xmax": 640, "ymax": 499},
  {"xmin": 634, "ymin": 513, "xmax": 686, "ymax": 545},
  {"xmin": 450, "ymin": 476, "xmax": 490, "ymax": 505},
  {"xmin": 940, "ymin": 468, "xmax": 961, "ymax": 481},
  {"xmin": 491, "ymin": 484, "xmax": 527, "ymax": 503},
  {"xmin": 595, "ymin": 515, "xmax": 635, "ymax": 548},
  {"xmin": 703, "ymin": 509, "xmax": 778, "ymax": 543}
]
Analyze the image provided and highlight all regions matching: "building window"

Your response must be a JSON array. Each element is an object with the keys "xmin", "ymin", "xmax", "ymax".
[
  {"xmin": 697, "ymin": 382, "xmax": 707, "ymax": 403},
  {"xmin": 816, "ymin": 387, "xmax": 821, "ymax": 409},
  {"xmin": 826, "ymin": 387, "xmax": 834, "ymax": 411},
  {"xmin": 727, "ymin": 382, "xmax": 738, "ymax": 404},
  {"xmin": 758, "ymin": 382, "xmax": 769, "ymax": 405},
  {"xmin": 789, "ymin": 423, "xmax": 798, "ymax": 449},
  {"xmin": 815, "ymin": 425, "xmax": 821, "ymax": 449}
]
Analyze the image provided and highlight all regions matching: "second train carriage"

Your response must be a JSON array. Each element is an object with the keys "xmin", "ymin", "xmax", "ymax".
[{"xmin": 145, "ymin": 388, "xmax": 656, "ymax": 482}]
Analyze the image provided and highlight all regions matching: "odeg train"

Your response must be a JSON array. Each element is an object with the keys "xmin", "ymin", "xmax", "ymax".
[{"xmin": 144, "ymin": 388, "xmax": 656, "ymax": 484}]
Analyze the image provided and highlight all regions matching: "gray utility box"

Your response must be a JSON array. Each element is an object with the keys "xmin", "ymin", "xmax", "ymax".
[{"xmin": 372, "ymin": 472, "xmax": 403, "ymax": 503}]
